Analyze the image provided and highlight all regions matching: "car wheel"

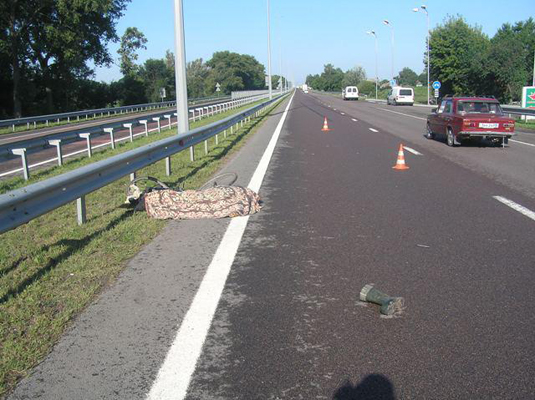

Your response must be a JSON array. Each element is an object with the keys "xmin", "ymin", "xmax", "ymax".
[
  {"xmin": 426, "ymin": 123, "xmax": 435, "ymax": 139},
  {"xmin": 446, "ymin": 128, "xmax": 456, "ymax": 147}
]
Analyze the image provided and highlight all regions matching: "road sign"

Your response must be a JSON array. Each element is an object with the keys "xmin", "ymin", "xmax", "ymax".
[
  {"xmin": 215, "ymin": 82, "xmax": 221, "ymax": 92},
  {"xmin": 159, "ymin": 88, "xmax": 166, "ymax": 100},
  {"xmin": 522, "ymin": 86, "xmax": 535, "ymax": 108},
  {"xmin": 434, "ymin": 89, "xmax": 439, "ymax": 98},
  {"xmin": 390, "ymin": 79, "xmax": 397, "ymax": 87},
  {"xmin": 432, "ymin": 81, "xmax": 441, "ymax": 90}
]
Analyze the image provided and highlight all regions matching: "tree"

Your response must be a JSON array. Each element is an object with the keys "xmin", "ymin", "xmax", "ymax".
[
  {"xmin": 186, "ymin": 58, "xmax": 210, "ymax": 98},
  {"xmin": 320, "ymin": 64, "xmax": 344, "ymax": 91},
  {"xmin": 342, "ymin": 66, "xmax": 366, "ymax": 87},
  {"xmin": 139, "ymin": 59, "xmax": 174, "ymax": 102},
  {"xmin": 428, "ymin": 16, "xmax": 490, "ymax": 96},
  {"xmin": 0, "ymin": 0, "xmax": 130, "ymax": 116},
  {"xmin": 486, "ymin": 19, "xmax": 535, "ymax": 102},
  {"xmin": 396, "ymin": 67, "xmax": 418, "ymax": 86},
  {"xmin": 205, "ymin": 51, "xmax": 265, "ymax": 95},
  {"xmin": 417, "ymin": 71, "xmax": 427, "ymax": 85},
  {"xmin": 118, "ymin": 27, "xmax": 147, "ymax": 77},
  {"xmin": 358, "ymin": 80, "xmax": 376, "ymax": 97}
]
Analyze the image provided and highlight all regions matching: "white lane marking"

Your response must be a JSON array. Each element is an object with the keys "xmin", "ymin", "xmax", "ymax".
[
  {"xmin": 510, "ymin": 139, "xmax": 535, "ymax": 148},
  {"xmin": 340, "ymin": 112, "xmax": 345, "ymax": 115},
  {"xmin": 378, "ymin": 108, "xmax": 426, "ymax": 121},
  {"xmin": 369, "ymin": 128, "xmax": 379, "ymax": 133},
  {"xmin": 0, "ymin": 125, "xmax": 164, "ymax": 177},
  {"xmin": 147, "ymin": 93, "xmax": 295, "ymax": 400},
  {"xmin": 351, "ymin": 118, "xmax": 358, "ymax": 122},
  {"xmin": 493, "ymin": 196, "xmax": 535, "ymax": 221},
  {"xmin": 402, "ymin": 146, "xmax": 423, "ymax": 156},
  {"xmin": 333, "ymin": 108, "xmax": 337, "ymax": 111}
]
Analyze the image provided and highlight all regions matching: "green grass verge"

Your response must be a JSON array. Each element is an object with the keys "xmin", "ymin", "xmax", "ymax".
[
  {"xmin": 0, "ymin": 96, "xmax": 285, "ymax": 397},
  {"xmin": 515, "ymin": 119, "xmax": 535, "ymax": 131}
]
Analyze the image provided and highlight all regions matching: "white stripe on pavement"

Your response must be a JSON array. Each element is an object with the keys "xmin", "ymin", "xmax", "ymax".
[
  {"xmin": 403, "ymin": 146, "xmax": 423, "ymax": 155},
  {"xmin": 147, "ymin": 93, "xmax": 295, "ymax": 400},
  {"xmin": 378, "ymin": 108, "xmax": 427, "ymax": 121},
  {"xmin": 493, "ymin": 196, "xmax": 535, "ymax": 222},
  {"xmin": 351, "ymin": 118, "xmax": 358, "ymax": 122},
  {"xmin": 340, "ymin": 112, "xmax": 345, "ymax": 115},
  {"xmin": 369, "ymin": 128, "xmax": 379, "ymax": 133},
  {"xmin": 510, "ymin": 139, "xmax": 535, "ymax": 148}
]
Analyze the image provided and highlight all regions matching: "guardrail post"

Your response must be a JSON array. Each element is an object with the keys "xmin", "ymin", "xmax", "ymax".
[
  {"xmin": 196, "ymin": 108, "xmax": 202, "ymax": 121},
  {"xmin": 152, "ymin": 117, "xmax": 161, "ymax": 133},
  {"xmin": 12, "ymin": 148, "xmax": 29, "ymax": 180},
  {"xmin": 224, "ymin": 129, "xmax": 227, "ymax": 138},
  {"xmin": 104, "ymin": 128, "xmax": 115, "ymax": 149},
  {"xmin": 209, "ymin": 105, "xmax": 214, "ymax": 116},
  {"xmin": 215, "ymin": 133, "xmax": 219, "ymax": 145},
  {"xmin": 204, "ymin": 139, "xmax": 208, "ymax": 155},
  {"xmin": 48, "ymin": 139, "xmax": 63, "ymax": 166},
  {"xmin": 130, "ymin": 172, "xmax": 136, "ymax": 181},
  {"xmin": 79, "ymin": 133, "xmax": 93, "ymax": 157},
  {"xmin": 77, "ymin": 196, "xmax": 86, "ymax": 225},
  {"xmin": 165, "ymin": 157, "xmax": 172, "ymax": 176},
  {"xmin": 123, "ymin": 123, "xmax": 134, "ymax": 142},
  {"xmin": 190, "ymin": 146, "xmax": 195, "ymax": 162},
  {"xmin": 203, "ymin": 107, "xmax": 209, "ymax": 118},
  {"xmin": 139, "ymin": 120, "xmax": 148, "ymax": 136},
  {"xmin": 164, "ymin": 114, "xmax": 172, "ymax": 130},
  {"xmin": 189, "ymin": 110, "xmax": 195, "ymax": 122}
]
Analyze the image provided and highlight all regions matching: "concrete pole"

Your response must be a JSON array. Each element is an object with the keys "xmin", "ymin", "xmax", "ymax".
[
  {"xmin": 267, "ymin": 0, "xmax": 273, "ymax": 99},
  {"xmin": 426, "ymin": 9, "xmax": 430, "ymax": 106},
  {"xmin": 173, "ymin": 0, "xmax": 192, "ymax": 163}
]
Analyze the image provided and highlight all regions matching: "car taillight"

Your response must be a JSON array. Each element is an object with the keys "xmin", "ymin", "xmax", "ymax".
[
  {"xmin": 503, "ymin": 122, "xmax": 515, "ymax": 129},
  {"xmin": 463, "ymin": 120, "xmax": 476, "ymax": 127}
]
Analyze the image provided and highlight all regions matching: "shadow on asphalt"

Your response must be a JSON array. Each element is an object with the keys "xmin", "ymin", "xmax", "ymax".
[
  {"xmin": 421, "ymin": 134, "xmax": 511, "ymax": 149},
  {"xmin": 332, "ymin": 374, "xmax": 396, "ymax": 400}
]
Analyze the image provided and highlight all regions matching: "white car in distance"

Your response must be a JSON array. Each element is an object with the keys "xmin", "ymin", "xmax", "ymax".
[{"xmin": 343, "ymin": 86, "xmax": 359, "ymax": 100}]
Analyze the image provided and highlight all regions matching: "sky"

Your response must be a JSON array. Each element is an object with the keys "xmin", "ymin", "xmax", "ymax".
[{"xmin": 93, "ymin": 0, "xmax": 535, "ymax": 85}]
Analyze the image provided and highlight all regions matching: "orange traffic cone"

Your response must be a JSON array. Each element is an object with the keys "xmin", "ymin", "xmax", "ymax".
[
  {"xmin": 321, "ymin": 117, "xmax": 331, "ymax": 132},
  {"xmin": 392, "ymin": 144, "xmax": 409, "ymax": 170}
]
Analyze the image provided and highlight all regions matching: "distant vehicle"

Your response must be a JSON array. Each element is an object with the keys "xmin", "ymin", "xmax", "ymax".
[
  {"xmin": 343, "ymin": 86, "xmax": 359, "ymax": 100},
  {"xmin": 302, "ymin": 84, "xmax": 309, "ymax": 94},
  {"xmin": 426, "ymin": 96, "xmax": 515, "ymax": 147},
  {"xmin": 387, "ymin": 87, "xmax": 414, "ymax": 105}
]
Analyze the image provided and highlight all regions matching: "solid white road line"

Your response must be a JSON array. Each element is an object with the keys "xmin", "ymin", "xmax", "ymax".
[
  {"xmin": 369, "ymin": 128, "xmax": 379, "ymax": 133},
  {"xmin": 510, "ymin": 139, "xmax": 535, "ymax": 148},
  {"xmin": 402, "ymin": 146, "xmax": 423, "ymax": 156},
  {"xmin": 351, "ymin": 118, "xmax": 358, "ymax": 122},
  {"xmin": 378, "ymin": 108, "xmax": 427, "ymax": 121},
  {"xmin": 493, "ymin": 196, "xmax": 535, "ymax": 222},
  {"xmin": 147, "ymin": 93, "xmax": 295, "ymax": 400},
  {"xmin": 340, "ymin": 112, "xmax": 345, "ymax": 115}
]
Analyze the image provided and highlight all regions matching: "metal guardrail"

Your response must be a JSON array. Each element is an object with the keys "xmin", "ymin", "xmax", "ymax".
[
  {"xmin": 0, "ymin": 91, "xmax": 290, "ymax": 234},
  {"xmin": 502, "ymin": 106, "xmax": 535, "ymax": 117},
  {"xmin": 0, "ymin": 95, "xmax": 269, "ymax": 163},
  {"xmin": 0, "ymin": 95, "xmax": 233, "ymax": 132}
]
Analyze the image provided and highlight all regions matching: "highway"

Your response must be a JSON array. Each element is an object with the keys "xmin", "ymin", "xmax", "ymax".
[{"xmin": 9, "ymin": 90, "xmax": 535, "ymax": 399}]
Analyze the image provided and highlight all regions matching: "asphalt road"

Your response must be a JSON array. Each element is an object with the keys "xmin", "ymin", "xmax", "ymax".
[{"xmin": 9, "ymin": 90, "xmax": 535, "ymax": 399}]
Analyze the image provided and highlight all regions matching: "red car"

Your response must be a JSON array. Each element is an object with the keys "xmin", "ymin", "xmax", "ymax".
[{"xmin": 426, "ymin": 96, "xmax": 515, "ymax": 146}]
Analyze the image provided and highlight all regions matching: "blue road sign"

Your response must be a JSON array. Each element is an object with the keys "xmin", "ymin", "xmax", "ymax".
[{"xmin": 432, "ymin": 81, "xmax": 441, "ymax": 90}]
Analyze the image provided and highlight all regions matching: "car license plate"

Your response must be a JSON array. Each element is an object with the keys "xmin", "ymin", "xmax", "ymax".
[{"xmin": 479, "ymin": 123, "xmax": 499, "ymax": 129}]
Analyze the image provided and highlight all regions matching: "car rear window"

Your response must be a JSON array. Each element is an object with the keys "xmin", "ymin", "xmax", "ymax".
[
  {"xmin": 400, "ymin": 89, "xmax": 412, "ymax": 96},
  {"xmin": 457, "ymin": 101, "xmax": 502, "ymax": 114}
]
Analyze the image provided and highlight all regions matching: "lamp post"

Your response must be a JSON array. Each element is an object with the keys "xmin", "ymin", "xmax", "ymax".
[
  {"xmin": 267, "ymin": 0, "xmax": 272, "ymax": 99},
  {"xmin": 383, "ymin": 20, "xmax": 395, "ymax": 82},
  {"xmin": 413, "ymin": 5, "xmax": 430, "ymax": 105},
  {"xmin": 366, "ymin": 30, "xmax": 378, "ymax": 100}
]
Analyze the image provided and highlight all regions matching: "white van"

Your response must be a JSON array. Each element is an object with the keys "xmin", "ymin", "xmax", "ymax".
[
  {"xmin": 343, "ymin": 86, "xmax": 359, "ymax": 100},
  {"xmin": 387, "ymin": 87, "xmax": 414, "ymax": 105}
]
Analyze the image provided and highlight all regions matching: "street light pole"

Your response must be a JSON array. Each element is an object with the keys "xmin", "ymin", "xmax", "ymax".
[
  {"xmin": 367, "ymin": 30, "xmax": 378, "ymax": 100},
  {"xmin": 267, "ymin": 0, "xmax": 273, "ymax": 99},
  {"xmin": 173, "ymin": 0, "xmax": 189, "ymax": 135},
  {"xmin": 383, "ymin": 20, "xmax": 395, "ymax": 82},
  {"xmin": 414, "ymin": 5, "xmax": 430, "ymax": 105}
]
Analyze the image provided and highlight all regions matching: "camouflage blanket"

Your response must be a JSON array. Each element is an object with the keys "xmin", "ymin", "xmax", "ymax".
[{"xmin": 143, "ymin": 186, "xmax": 262, "ymax": 220}]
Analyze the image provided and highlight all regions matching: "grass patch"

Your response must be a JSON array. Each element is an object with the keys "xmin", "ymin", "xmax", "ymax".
[
  {"xmin": 515, "ymin": 119, "xmax": 535, "ymax": 131},
  {"xmin": 0, "ymin": 96, "xmax": 286, "ymax": 397}
]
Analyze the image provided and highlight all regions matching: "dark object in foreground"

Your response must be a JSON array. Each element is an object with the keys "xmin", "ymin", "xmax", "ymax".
[{"xmin": 360, "ymin": 284, "xmax": 404, "ymax": 316}]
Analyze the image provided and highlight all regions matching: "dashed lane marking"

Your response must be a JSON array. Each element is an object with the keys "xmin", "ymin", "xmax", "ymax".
[
  {"xmin": 403, "ymin": 146, "xmax": 423, "ymax": 155},
  {"xmin": 377, "ymin": 108, "xmax": 427, "ymax": 121},
  {"xmin": 493, "ymin": 196, "xmax": 535, "ymax": 222},
  {"xmin": 369, "ymin": 128, "xmax": 379, "ymax": 133},
  {"xmin": 510, "ymin": 139, "xmax": 535, "ymax": 148},
  {"xmin": 340, "ymin": 112, "xmax": 345, "ymax": 115},
  {"xmin": 351, "ymin": 118, "xmax": 358, "ymax": 122},
  {"xmin": 147, "ymin": 93, "xmax": 296, "ymax": 400}
]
